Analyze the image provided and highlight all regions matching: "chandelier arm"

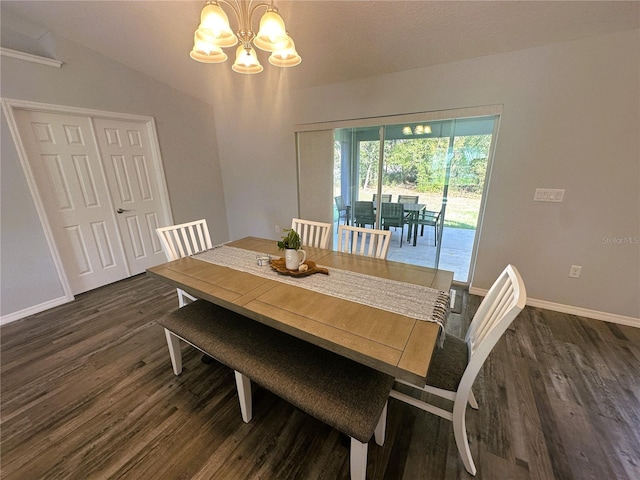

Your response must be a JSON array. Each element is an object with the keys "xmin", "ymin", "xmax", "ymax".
[
  {"xmin": 247, "ymin": 1, "xmax": 273, "ymax": 21},
  {"xmin": 216, "ymin": 0, "xmax": 241, "ymax": 22},
  {"xmin": 217, "ymin": 0, "xmax": 272, "ymax": 45}
]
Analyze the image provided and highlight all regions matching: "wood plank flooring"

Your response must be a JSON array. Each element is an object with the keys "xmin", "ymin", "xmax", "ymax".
[{"xmin": 2, "ymin": 274, "xmax": 639, "ymax": 479}]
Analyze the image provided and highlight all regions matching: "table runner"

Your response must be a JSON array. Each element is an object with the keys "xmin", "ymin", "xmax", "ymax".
[{"xmin": 193, "ymin": 245, "xmax": 450, "ymax": 344}]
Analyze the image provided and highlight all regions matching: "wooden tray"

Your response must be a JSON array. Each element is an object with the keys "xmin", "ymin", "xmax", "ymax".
[{"xmin": 270, "ymin": 258, "xmax": 329, "ymax": 277}]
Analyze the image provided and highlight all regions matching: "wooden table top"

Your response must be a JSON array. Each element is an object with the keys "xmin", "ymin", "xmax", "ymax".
[{"xmin": 147, "ymin": 236, "xmax": 453, "ymax": 386}]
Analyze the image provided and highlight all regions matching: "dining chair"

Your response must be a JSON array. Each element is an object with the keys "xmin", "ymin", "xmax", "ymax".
[
  {"xmin": 389, "ymin": 264, "xmax": 527, "ymax": 476},
  {"xmin": 354, "ymin": 201, "xmax": 376, "ymax": 229},
  {"xmin": 291, "ymin": 218, "xmax": 332, "ymax": 249},
  {"xmin": 397, "ymin": 195, "xmax": 419, "ymax": 204},
  {"xmin": 156, "ymin": 219, "xmax": 213, "ymax": 307},
  {"xmin": 414, "ymin": 207, "xmax": 443, "ymax": 246},
  {"xmin": 380, "ymin": 202, "xmax": 405, "ymax": 247},
  {"xmin": 372, "ymin": 193, "xmax": 392, "ymax": 204},
  {"xmin": 334, "ymin": 196, "xmax": 350, "ymax": 227},
  {"xmin": 337, "ymin": 225, "xmax": 392, "ymax": 259}
]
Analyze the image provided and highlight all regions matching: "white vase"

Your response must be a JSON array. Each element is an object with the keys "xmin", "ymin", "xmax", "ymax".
[{"xmin": 284, "ymin": 248, "xmax": 306, "ymax": 270}]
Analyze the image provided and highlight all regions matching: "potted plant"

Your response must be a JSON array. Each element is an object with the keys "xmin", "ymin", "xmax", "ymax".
[
  {"xmin": 277, "ymin": 228, "xmax": 301, "ymax": 251},
  {"xmin": 277, "ymin": 229, "xmax": 307, "ymax": 270}
]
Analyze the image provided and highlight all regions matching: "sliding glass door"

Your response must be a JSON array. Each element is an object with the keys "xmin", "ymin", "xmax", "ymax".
[{"xmin": 333, "ymin": 115, "xmax": 498, "ymax": 283}]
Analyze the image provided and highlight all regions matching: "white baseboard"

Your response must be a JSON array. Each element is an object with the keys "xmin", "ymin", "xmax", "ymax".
[
  {"xmin": 468, "ymin": 287, "xmax": 640, "ymax": 329},
  {"xmin": 1, "ymin": 295, "xmax": 73, "ymax": 326}
]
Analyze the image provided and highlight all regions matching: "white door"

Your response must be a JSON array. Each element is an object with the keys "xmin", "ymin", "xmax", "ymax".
[
  {"xmin": 93, "ymin": 118, "xmax": 166, "ymax": 275},
  {"xmin": 13, "ymin": 109, "xmax": 170, "ymax": 295},
  {"xmin": 14, "ymin": 109, "xmax": 129, "ymax": 294}
]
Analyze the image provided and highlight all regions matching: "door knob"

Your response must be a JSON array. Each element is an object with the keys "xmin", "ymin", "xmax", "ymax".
[{"xmin": 116, "ymin": 208, "xmax": 131, "ymax": 214}]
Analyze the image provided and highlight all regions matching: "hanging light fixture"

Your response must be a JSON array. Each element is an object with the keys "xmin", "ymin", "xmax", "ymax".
[
  {"xmin": 402, "ymin": 125, "xmax": 432, "ymax": 136},
  {"xmin": 190, "ymin": 1, "xmax": 301, "ymax": 74}
]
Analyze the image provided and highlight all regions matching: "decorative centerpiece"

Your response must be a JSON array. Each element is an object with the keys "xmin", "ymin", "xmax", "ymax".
[
  {"xmin": 277, "ymin": 229, "xmax": 307, "ymax": 271},
  {"xmin": 273, "ymin": 229, "xmax": 328, "ymax": 276}
]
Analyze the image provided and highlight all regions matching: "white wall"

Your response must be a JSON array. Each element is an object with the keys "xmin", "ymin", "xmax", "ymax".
[
  {"xmin": 212, "ymin": 70, "xmax": 299, "ymax": 242},
  {"xmin": 1, "ymin": 35, "xmax": 229, "ymax": 318},
  {"xmin": 218, "ymin": 29, "xmax": 639, "ymax": 319}
]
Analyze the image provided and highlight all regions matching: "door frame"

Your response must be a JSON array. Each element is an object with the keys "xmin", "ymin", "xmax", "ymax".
[{"xmin": 1, "ymin": 98, "xmax": 174, "ymax": 301}]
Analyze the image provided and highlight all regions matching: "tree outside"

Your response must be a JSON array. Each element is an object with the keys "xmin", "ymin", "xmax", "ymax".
[{"xmin": 349, "ymin": 135, "xmax": 491, "ymax": 229}]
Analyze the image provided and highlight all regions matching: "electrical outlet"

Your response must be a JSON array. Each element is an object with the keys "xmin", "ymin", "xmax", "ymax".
[
  {"xmin": 569, "ymin": 265, "xmax": 582, "ymax": 278},
  {"xmin": 275, "ymin": 225, "xmax": 281, "ymax": 233}
]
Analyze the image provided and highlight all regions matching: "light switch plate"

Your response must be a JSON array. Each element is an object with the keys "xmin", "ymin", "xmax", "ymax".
[{"xmin": 534, "ymin": 188, "xmax": 565, "ymax": 202}]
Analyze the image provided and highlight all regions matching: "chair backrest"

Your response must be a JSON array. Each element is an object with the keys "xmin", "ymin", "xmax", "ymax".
[
  {"xmin": 373, "ymin": 193, "xmax": 392, "ymax": 203},
  {"xmin": 156, "ymin": 219, "xmax": 213, "ymax": 261},
  {"xmin": 459, "ymin": 265, "xmax": 526, "ymax": 395},
  {"xmin": 398, "ymin": 195, "xmax": 419, "ymax": 204},
  {"xmin": 418, "ymin": 208, "xmax": 441, "ymax": 224},
  {"xmin": 354, "ymin": 201, "xmax": 375, "ymax": 225},
  {"xmin": 335, "ymin": 196, "xmax": 346, "ymax": 211},
  {"xmin": 380, "ymin": 202, "xmax": 404, "ymax": 226},
  {"xmin": 291, "ymin": 218, "xmax": 332, "ymax": 249},
  {"xmin": 336, "ymin": 225, "xmax": 392, "ymax": 259}
]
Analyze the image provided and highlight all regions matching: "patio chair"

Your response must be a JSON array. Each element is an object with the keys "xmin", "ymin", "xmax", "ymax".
[
  {"xmin": 414, "ymin": 207, "xmax": 443, "ymax": 246},
  {"xmin": 397, "ymin": 195, "xmax": 419, "ymax": 204},
  {"xmin": 389, "ymin": 264, "xmax": 527, "ymax": 476},
  {"xmin": 372, "ymin": 193, "xmax": 392, "ymax": 204},
  {"xmin": 156, "ymin": 219, "xmax": 212, "ymax": 307},
  {"xmin": 291, "ymin": 218, "xmax": 332, "ymax": 249},
  {"xmin": 337, "ymin": 225, "xmax": 392, "ymax": 259},
  {"xmin": 380, "ymin": 202, "xmax": 405, "ymax": 247},
  {"xmin": 354, "ymin": 201, "xmax": 376, "ymax": 229},
  {"xmin": 334, "ymin": 196, "xmax": 350, "ymax": 227}
]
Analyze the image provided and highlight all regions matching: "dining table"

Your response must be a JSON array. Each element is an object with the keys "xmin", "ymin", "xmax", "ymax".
[{"xmin": 147, "ymin": 236, "xmax": 453, "ymax": 387}]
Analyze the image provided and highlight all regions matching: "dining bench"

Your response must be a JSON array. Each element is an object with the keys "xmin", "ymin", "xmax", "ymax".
[{"xmin": 158, "ymin": 300, "xmax": 395, "ymax": 480}]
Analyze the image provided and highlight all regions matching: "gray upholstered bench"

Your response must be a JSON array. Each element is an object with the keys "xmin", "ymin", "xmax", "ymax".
[{"xmin": 158, "ymin": 300, "xmax": 394, "ymax": 480}]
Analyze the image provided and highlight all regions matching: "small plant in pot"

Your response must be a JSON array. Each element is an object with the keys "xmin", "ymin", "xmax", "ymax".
[
  {"xmin": 277, "ymin": 229, "xmax": 307, "ymax": 271},
  {"xmin": 277, "ymin": 229, "xmax": 301, "ymax": 251}
]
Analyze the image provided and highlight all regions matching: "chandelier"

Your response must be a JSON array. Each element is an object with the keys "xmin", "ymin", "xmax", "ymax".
[
  {"xmin": 402, "ymin": 125, "xmax": 432, "ymax": 135},
  {"xmin": 190, "ymin": 0, "xmax": 301, "ymax": 74}
]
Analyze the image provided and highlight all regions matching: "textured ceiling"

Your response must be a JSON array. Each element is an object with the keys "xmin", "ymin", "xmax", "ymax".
[{"xmin": 2, "ymin": 1, "xmax": 639, "ymax": 105}]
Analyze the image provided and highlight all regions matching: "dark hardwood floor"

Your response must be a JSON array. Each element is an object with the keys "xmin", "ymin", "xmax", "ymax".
[{"xmin": 2, "ymin": 274, "xmax": 639, "ymax": 479}]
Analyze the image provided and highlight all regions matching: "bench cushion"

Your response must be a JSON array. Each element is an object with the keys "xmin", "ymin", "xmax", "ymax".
[{"xmin": 158, "ymin": 300, "xmax": 394, "ymax": 443}]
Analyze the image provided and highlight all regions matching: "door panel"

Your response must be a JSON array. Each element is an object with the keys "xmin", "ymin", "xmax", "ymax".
[
  {"xmin": 14, "ymin": 110, "xmax": 129, "ymax": 294},
  {"xmin": 93, "ymin": 118, "xmax": 166, "ymax": 274}
]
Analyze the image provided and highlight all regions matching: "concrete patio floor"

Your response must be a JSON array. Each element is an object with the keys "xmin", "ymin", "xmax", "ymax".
[{"xmin": 386, "ymin": 225, "xmax": 475, "ymax": 283}]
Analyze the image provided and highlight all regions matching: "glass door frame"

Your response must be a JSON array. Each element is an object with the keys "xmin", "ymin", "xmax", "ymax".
[{"xmin": 297, "ymin": 105, "xmax": 503, "ymax": 285}]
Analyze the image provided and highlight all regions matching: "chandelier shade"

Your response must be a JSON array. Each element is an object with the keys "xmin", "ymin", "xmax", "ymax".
[
  {"xmin": 197, "ymin": 2, "xmax": 237, "ymax": 48},
  {"xmin": 232, "ymin": 45, "xmax": 264, "ymax": 74},
  {"xmin": 269, "ymin": 37, "xmax": 301, "ymax": 67},
  {"xmin": 190, "ymin": 33, "xmax": 228, "ymax": 63},
  {"xmin": 253, "ymin": 8, "xmax": 290, "ymax": 52},
  {"xmin": 402, "ymin": 124, "xmax": 433, "ymax": 135},
  {"xmin": 190, "ymin": 1, "xmax": 301, "ymax": 75}
]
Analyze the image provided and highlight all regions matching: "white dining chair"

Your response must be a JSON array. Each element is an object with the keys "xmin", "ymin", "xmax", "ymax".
[
  {"xmin": 336, "ymin": 225, "xmax": 392, "ymax": 260},
  {"xmin": 291, "ymin": 218, "xmax": 332, "ymax": 249},
  {"xmin": 389, "ymin": 264, "xmax": 526, "ymax": 475},
  {"xmin": 156, "ymin": 219, "xmax": 213, "ymax": 307}
]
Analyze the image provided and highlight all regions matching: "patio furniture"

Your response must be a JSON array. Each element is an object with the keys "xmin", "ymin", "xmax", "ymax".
[
  {"xmin": 373, "ymin": 193, "xmax": 392, "ymax": 204},
  {"xmin": 414, "ymin": 208, "xmax": 443, "ymax": 246},
  {"xmin": 397, "ymin": 195, "xmax": 419, "ymax": 204},
  {"xmin": 380, "ymin": 202, "xmax": 406, "ymax": 247},
  {"xmin": 354, "ymin": 201, "xmax": 376, "ymax": 228},
  {"xmin": 334, "ymin": 196, "xmax": 350, "ymax": 227}
]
